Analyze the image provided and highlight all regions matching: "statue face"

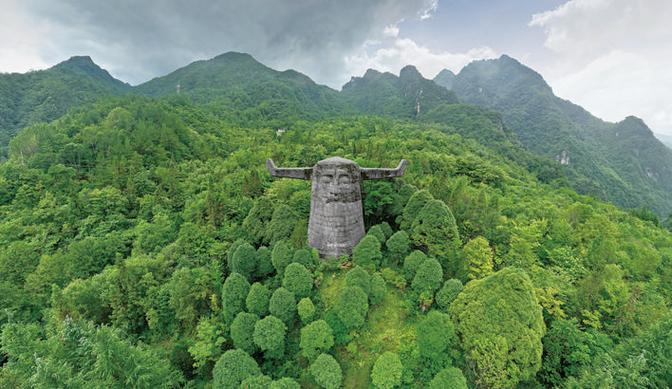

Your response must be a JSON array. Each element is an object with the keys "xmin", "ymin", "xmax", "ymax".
[{"xmin": 312, "ymin": 163, "xmax": 361, "ymax": 203}]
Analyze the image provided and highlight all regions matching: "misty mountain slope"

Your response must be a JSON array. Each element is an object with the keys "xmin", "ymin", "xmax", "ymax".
[
  {"xmin": 433, "ymin": 69, "xmax": 456, "ymax": 90},
  {"xmin": 655, "ymin": 132, "xmax": 672, "ymax": 149},
  {"xmin": 135, "ymin": 52, "xmax": 344, "ymax": 124},
  {"xmin": 0, "ymin": 56, "xmax": 130, "ymax": 155},
  {"xmin": 438, "ymin": 55, "xmax": 672, "ymax": 214},
  {"xmin": 341, "ymin": 65, "xmax": 458, "ymax": 118}
]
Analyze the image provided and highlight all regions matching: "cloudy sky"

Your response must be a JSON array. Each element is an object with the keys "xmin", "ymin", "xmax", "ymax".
[{"xmin": 2, "ymin": 0, "xmax": 671, "ymax": 134}]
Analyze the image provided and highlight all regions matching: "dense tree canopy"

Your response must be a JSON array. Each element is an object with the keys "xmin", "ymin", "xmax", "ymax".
[
  {"xmin": 371, "ymin": 351, "xmax": 403, "ymax": 389},
  {"xmin": 213, "ymin": 349, "xmax": 260, "ymax": 388},
  {"xmin": 269, "ymin": 287, "xmax": 297, "ymax": 325},
  {"xmin": 300, "ymin": 319, "xmax": 334, "ymax": 361},
  {"xmin": 253, "ymin": 315, "xmax": 287, "ymax": 359},
  {"xmin": 335, "ymin": 286, "xmax": 369, "ymax": 330},
  {"xmin": 309, "ymin": 353, "xmax": 342, "ymax": 389},
  {"xmin": 450, "ymin": 268, "xmax": 546, "ymax": 388},
  {"xmin": 0, "ymin": 91, "xmax": 670, "ymax": 388},
  {"xmin": 282, "ymin": 262, "xmax": 313, "ymax": 298}
]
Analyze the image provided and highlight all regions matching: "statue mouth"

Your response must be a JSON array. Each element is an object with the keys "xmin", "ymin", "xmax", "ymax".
[{"xmin": 318, "ymin": 192, "xmax": 361, "ymax": 203}]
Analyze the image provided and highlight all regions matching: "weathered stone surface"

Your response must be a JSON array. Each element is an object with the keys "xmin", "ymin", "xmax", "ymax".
[{"xmin": 267, "ymin": 157, "xmax": 407, "ymax": 258}]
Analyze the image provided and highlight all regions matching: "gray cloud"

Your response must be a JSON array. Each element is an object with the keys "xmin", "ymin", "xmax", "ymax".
[{"xmin": 17, "ymin": 0, "xmax": 437, "ymax": 86}]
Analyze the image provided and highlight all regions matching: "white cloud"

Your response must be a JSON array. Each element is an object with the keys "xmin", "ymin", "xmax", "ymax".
[
  {"xmin": 530, "ymin": 0, "xmax": 672, "ymax": 133},
  {"xmin": 383, "ymin": 25, "xmax": 400, "ymax": 38},
  {"xmin": 345, "ymin": 37, "xmax": 496, "ymax": 83},
  {"xmin": 2, "ymin": 0, "xmax": 440, "ymax": 86}
]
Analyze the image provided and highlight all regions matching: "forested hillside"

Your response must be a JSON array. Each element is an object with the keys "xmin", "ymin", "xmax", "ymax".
[
  {"xmin": 135, "ymin": 52, "xmax": 344, "ymax": 127},
  {"xmin": 439, "ymin": 55, "xmax": 672, "ymax": 215},
  {"xmin": 0, "ymin": 56, "xmax": 130, "ymax": 156},
  {"xmin": 0, "ymin": 95, "xmax": 670, "ymax": 388}
]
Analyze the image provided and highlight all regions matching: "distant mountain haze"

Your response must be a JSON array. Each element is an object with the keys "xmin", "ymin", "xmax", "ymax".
[
  {"xmin": 2, "ymin": 51, "xmax": 671, "ymax": 215},
  {"xmin": 655, "ymin": 133, "xmax": 672, "ymax": 149},
  {"xmin": 437, "ymin": 55, "xmax": 672, "ymax": 215}
]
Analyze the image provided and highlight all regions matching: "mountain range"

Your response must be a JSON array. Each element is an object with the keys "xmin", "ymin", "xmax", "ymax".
[
  {"xmin": 1, "ymin": 51, "xmax": 671, "ymax": 215},
  {"xmin": 438, "ymin": 55, "xmax": 672, "ymax": 214}
]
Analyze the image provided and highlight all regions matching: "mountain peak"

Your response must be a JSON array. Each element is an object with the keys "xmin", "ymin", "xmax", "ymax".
[
  {"xmin": 616, "ymin": 115, "xmax": 653, "ymax": 136},
  {"xmin": 434, "ymin": 69, "xmax": 456, "ymax": 89},
  {"xmin": 363, "ymin": 69, "xmax": 383, "ymax": 78},
  {"xmin": 64, "ymin": 55, "xmax": 95, "ymax": 65},
  {"xmin": 53, "ymin": 55, "xmax": 98, "ymax": 71},
  {"xmin": 213, "ymin": 51, "xmax": 257, "ymax": 62},
  {"xmin": 455, "ymin": 54, "xmax": 552, "ymax": 97},
  {"xmin": 50, "ymin": 56, "xmax": 128, "ymax": 89},
  {"xmin": 399, "ymin": 65, "xmax": 422, "ymax": 79}
]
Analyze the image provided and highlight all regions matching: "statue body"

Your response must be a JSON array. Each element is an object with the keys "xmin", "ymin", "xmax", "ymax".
[{"xmin": 267, "ymin": 156, "xmax": 407, "ymax": 258}]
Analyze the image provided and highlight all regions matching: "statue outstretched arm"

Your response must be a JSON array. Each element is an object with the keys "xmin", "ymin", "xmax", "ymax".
[
  {"xmin": 361, "ymin": 159, "xmax": 408, "ymax": 180},
  {"xmin": 266, "ymin": 159, "xmax": 313, "ymax": 180}
]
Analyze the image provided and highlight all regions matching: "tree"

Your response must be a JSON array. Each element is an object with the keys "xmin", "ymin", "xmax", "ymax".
[
  {"xmin": 282, "ymin": 262, "xmax": 313, "ymax": 298},
  {"xmin": 242, "ymin": 197, "xmax": 274, "ymax": 245},
  {"xmin": 271, "ymin": 241, "xmax": 293, "ymax": 276},
  {"xmin": 213, "ymin": 349, "xmax": 260, "ymax": 389},
  {"xmin": 269, "ymin": 377, "xmax": 301, "ymax": 389},
  {"xmin": 369, "ymin": 272, "xmax": 387, "ymax": 306},
  {"xmin": 352, "ymin": 235, "xmax": 382, "ymax": 270},
  {"xmin": 412, "ymin": 258, "xmax": 443, "ymax": 295},
  {"xmin": 246, "ymin": 282, "xmax": 271, "ymax": 316},
  {"xmin": 367, "ymin": 224, "xmax": 386, "ymax": 244},
  {"xmin": 227, "ymin": 239, "xmax": 247, "ymax": 273},
  {"xmin": 253, "ymin": 315, "xmax": 287, "ymax": 359},
  {"xmin": 222, "ymin": 272, "xmax": 251, "ymax": 323},
  {"xmin": 165, "ymin": 267, "xmax": 217, "ymax": 329},
  {"xmin": 335, "ymin": 286, "xmax": 369, "ymax": 330},
  {"xmin": 300, "ymin": 319, "xmax": 334, "ymax": 361},
  {"xmin": 230, "ymin": 312, "xmax": 259, "ymax": 354},
  {"xmin": 464, "ymin": 236, "xmax": 494, "ymax": 281},
  {"xmin": 449, "ymin": 267, "xmax": 546, "ymax": 388},
  {"xmin": 403, "ymin": 250, "xmax": 427, "ymax": 281},
  {"xmin": 345, "ymin": 266, "xmax": 371, "ymax": 295},
  {"xmin": 435, "ymin": 279, "xmax": 463, "ymax": 312},
  {"xmin": 309, "ymin": 353, "xmax": 342, "ymax": 389},
  {"xmin": 400, "ymin": 189, "xmax": 433, "ymax": 231},
  {"xmin": 411, "ymin": 200, "xmax": 461, "ymax": 270},
  {"xmin": 240, "ymin": 375, "xmax": 273, "ymax": 388},
  {"xmin": 539, "ymin": 318, "xmax": 611, "ymax": 386},
  {"xmin": 230, "ymin": 242, "xmax": 257, "ymax": 279},
  {"xmin": 298, "ymin": 297, "xmax": 316, "ymax": 323},
  {"xmin": 268, "ymin": 205, "xmax": 299, "ymax": 245},
  {"xmin": 385, "ymin": 230, "xmax": 410, "ymax": 265},
  {"xmin": 417, "ymin": 310, "xmax": 455, "ymax": 361},
  {"xmin": 379, "ymin": 222, "xmax": 393, "ymax": 239},
  {"xmin": 371, "ymin": 351, "xmax": 403, "ymax": 389},
  {"xmin": 256, "ymin": 246, "xmax": 274, "ymax": 278},
  {"xmin": 269, "ymin": 287, "xmax": 297, "ymax": 325},
  {"xmin": 188, "ymin": 316, "xmax": 227, "ymax": 372},
  {"xmin": 428, "ymin": 367, "xmax": 467, "ymax": 389},
  {"xmin": 292, "ymin": 248, "xmax": 314, "ymax": 268}
]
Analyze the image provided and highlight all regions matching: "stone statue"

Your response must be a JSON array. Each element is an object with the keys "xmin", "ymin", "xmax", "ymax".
[{"xmin": 267, "ymin": 156, "xmax": 408, "ymax": 258}]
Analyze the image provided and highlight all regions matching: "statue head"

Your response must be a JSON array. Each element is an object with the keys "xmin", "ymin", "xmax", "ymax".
[
  {"xmin": 267, "ymin": 156, "xmax": 407, "ymax": 258},
  {"xmin": 311, "ymin": 157, "xmax": 362, "ymax": 204}
]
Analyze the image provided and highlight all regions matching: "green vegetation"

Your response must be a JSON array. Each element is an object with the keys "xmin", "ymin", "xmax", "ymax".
[
  {"xmin": 0, "ymin": 52, "xmax": 671, "ymax": 388},
  {"xmin": 371, "ymin": 351, "xmax": 403, "ymax": 389},
  {"xmin": 442, "ymin": 55, "xmax": 672, "ymax": 216},
  {"xmin": 0, "ymin": 56, "xmax": 129, "ymax": 157}
]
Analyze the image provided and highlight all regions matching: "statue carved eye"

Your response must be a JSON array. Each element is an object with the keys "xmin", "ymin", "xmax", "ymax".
[
  {"xmin": 320, "ymin": 174, "xmax": 333, "ymax": 184},
  {"xmin": 338, "ymin": 174, "xmax": 351, "ymax": 185}
]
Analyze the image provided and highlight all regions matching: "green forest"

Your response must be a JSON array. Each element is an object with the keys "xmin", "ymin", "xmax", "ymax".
[
  {"xmin": 0, "ymin": 92, "xmax": 670, "ymax": 388},
  {"xmin": 1, "ymin": 49, "xmax": 672, "ymax": 389}
]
